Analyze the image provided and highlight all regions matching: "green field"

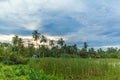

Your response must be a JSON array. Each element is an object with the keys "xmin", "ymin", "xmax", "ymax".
[
  {"xmin": 28, "ymin": 58, "xmax": 120, "ymax": 80},
  {"xmin": 1, "ymin": 58, "xmax": 120, "ymax": 80}
]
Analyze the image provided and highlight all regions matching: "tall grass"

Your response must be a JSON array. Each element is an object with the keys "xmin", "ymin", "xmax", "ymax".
[{"xmin": 28, "ymin": 58, "xmax": 120, "ymax": 80}]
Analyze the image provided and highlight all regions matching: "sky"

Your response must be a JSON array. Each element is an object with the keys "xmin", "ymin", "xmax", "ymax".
[{"xmin": 0, "ymin": 0, "xmax": 120, "ymax": 48}]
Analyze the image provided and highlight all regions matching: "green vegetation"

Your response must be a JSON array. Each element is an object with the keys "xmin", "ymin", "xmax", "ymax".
[
  {"xmin": 28, "ymin": 58, "xmax": 120, "ymax": 80},
  {"xmin": 0, "ymin": 30, "xmax": 120, "ymax": 61},
  {"xmin": 0, "ymin": 63, "xmax": 58, "ymax": 80},
  {"xmin": 0, "ymin": 30, "xmax": 120, "ymax": 80},
  {"xmin": 1, "ymin": 58, "xmax": 120, "ymax": 80}
]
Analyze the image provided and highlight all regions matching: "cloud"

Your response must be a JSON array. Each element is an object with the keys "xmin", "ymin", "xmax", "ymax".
[
  {"xmin": 0, "ymin": 0, "xmax": 86, "ymax": 35},
  {"xmin": 0, "ymin": 0, "xmax": 120, "ymax": 48},
  {"xmin": 0, "ymin": 0, "xmax": 42, "ymax": 31},
  {"xmin": 0, "ymin": 34, "xmax": 66, "ymax": 46},
  {"xmin": 0, "ymin": 34, "xmax": 14, "ymax": 42},
  {"xmin": 0, "ymin": 0, "xmax": 83, "ymax": 32}
]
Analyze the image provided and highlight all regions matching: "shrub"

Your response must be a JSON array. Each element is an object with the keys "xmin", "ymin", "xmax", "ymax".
[
  {"xmin": 0, "ymin": 65, "xmax": 59, "ymax": 80},
  {"xmin": 2, "ymin": 53, "xmax": 29, "ymax": 65}
]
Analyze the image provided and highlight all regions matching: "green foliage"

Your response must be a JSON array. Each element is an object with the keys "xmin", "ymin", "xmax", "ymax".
[
  {"xmin": 0, "ymin": 48, "xmax": 5, "ymax": 61},
  {"xmin": 0, "ymin": 64, "xmax": 58, "ymax": 80},
  {"xmin": 57, "ymin": 38, "xmax": 65, "ymax": 47},
  {"xmin": 2, "ymin": 53, "xmax": 28, "ymax": 65},
  {"xmin": 1, "ymin": 30, "xmax": 120, "ymax": 61}
]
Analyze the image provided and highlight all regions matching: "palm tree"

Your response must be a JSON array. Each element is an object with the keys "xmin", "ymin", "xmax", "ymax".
[
  {"xmin": 12, "ymin": 35, "xmax": 24, "ymax": 55},
  {"xmin": 40, "ymin": 35, "xmax": 47, "ymax": 57},
  {"xmin": 17, "ymin": 38, "xmax": 24, "ymax": 55},
  {"xmin": 57, "ymin": 38, "xmax": 65, "ymax": 47},
  {"xmin": 40, "ymin": 35, "xmax": 47, "ymax": 45},
  {"xmin": 80, "ymin": 42, "xmax": 88, "ymax": 58},
  {"xmin": 12, "ymin": 35, "xmax": 19, "ymax": 46},
  {"xmin": 83, "ymin": 42, "xmax": 88, "ymax": 49},
  {"xmin": 49, "ymin": 40, "xmax": 55, "ymax": 48},
  {"xmin": 18, "ymin": 38, "xmax": 23, "ymax": 45},
  {"xmin": 32, "ymin": 30, "xmax": 40, "ymax": 47},
  {"xmin": 56, "ymin": 38, "xmax": 65, "ymax": 56},
  {"xmin": 71, "ymin": 44, "xmax": 78, "ymax": 55}
]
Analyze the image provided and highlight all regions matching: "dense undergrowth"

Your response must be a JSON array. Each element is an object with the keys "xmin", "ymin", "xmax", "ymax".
[{"xmin": 0, "ymin": 63, "xmax": 58, "ymax": 80}]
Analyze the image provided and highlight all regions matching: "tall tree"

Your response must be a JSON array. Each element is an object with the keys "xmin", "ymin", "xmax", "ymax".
[
  {"xmin": 18, "ymin": 38, "xmax": 24, "ymax": 55},
  {"xmin": 40, "ymin": 35, "xmax": 47, "ymax": 57},
  {"xmin": 18, "ymin": 38, "xmax": 23, "ymax": 46},
  {"xmin": 40, "ymin": 35, "xmax": 47, "ymax": 45},
  {"xmin": 12, "ymin": 35, "xmax": 19, "ymax": 46},
  {"xmin": 12, "ymin": 35, "xmax": 19, "ymax": 52},
  {"xmin": 32, "ymin": 30, "xmax": 40, "ymax": 47},
  {"xmin": 88, "ymin": 48, "xmax": 96, "ymax": 58},
  {"xmin": 49, "ymin": 40, "xmax": 55, "ymax": 48},
  {"xmin": 80, "ymin": 42, "xmax": 88, "ymax": 58},
  {"xmin": 12, "ymin": 35, "xmax": 25, "ymax": 55},
  {"xmin": 57, "ymin": 38, "xmax": 65, "ymax": 47},
  {"xmin": 83, "ymin": 42, "xmax": 88, "ymax": 49}
]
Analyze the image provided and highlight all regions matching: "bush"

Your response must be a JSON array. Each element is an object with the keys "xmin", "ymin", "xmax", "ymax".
[
  {"xmin": 9, "ymin": 55, "xmax": 28, "ymax": 64},
  {"xmin": 0, "ymin": 65, "xmax": 59, "ymax": 80},
  {"xmin": 2, "ymin": 54, "xmax": 29, "ymax": 65},
  {"xmin": 0, "ymin": 51, "xmax": 28, "ymax": 65}
]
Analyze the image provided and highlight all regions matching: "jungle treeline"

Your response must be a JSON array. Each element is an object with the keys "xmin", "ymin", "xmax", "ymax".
[{"xmin": 0, "ymin": 30, "xmax": 120, "ymax": 64}]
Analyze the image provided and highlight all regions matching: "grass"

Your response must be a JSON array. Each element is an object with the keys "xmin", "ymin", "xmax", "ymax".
[
  {"xmin": 28, "ymin": 58, "xmax": 120, "ymax": 80},
  {"xmin": 0, "ymin": 58, "xmax": 120, "ymax": 80}
]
